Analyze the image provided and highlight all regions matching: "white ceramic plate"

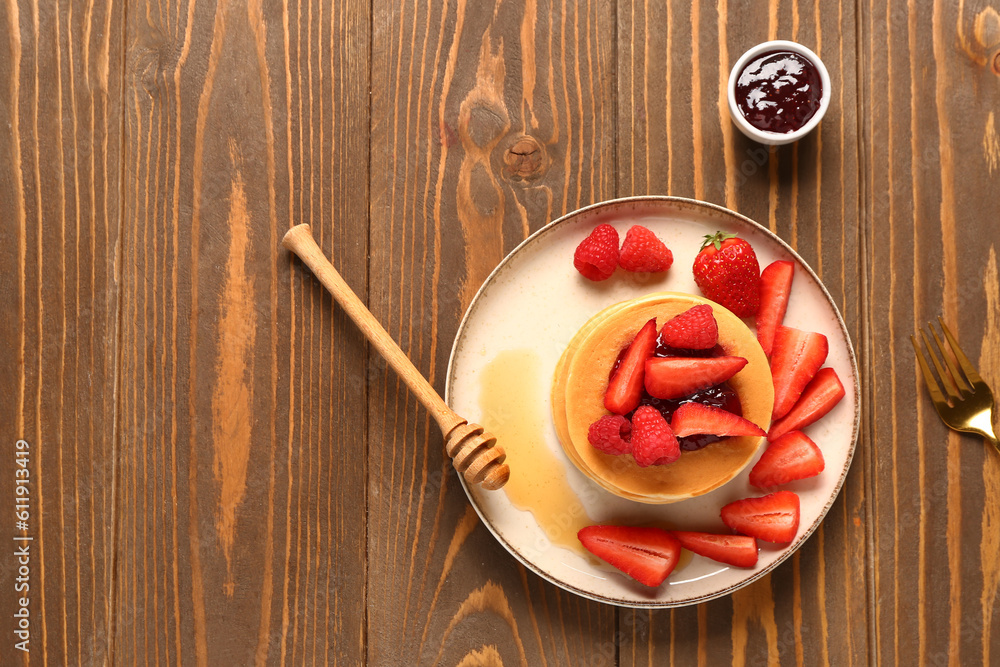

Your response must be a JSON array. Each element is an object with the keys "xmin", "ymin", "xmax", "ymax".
[{"xmin": 445, "ymin": 196, "xmax": 860, "ymax": 607}]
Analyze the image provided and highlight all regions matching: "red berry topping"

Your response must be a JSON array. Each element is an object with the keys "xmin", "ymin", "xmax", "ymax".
[
  {"xmin": 749, "ymin": 430, "xmax": 825, "ymax": 488},
  {"xmin": 578, "ymin": 525, "xmax": 682, "ymax": 587},
  {"xmin": 574, "ymin": 223, "xmax": 620, "ymax": 281},
  {"xmin": 630, "ymin": 406, "xmax": 681, "ymax": 467},
  {"xmin": 670, "ymin": 402, "xmax": 766, "ymax": 438},
  {"xmin": 619, "ymin": 225, "xmax": 674, "ymax": 273},
  {"xmin": 658, "ymin": 304, "xmax": 719, "ymax": 350},
  {"xmin": 644, "ymin": 356, "xmax": 748, "ymax": 400},
  {"xmin": 605, "ymin": 319, "xmax": 659, "ymax": 415},
  {"xmin": 692, "ymin": 232, "xmax": 761, "ymax": 317},
  {"xmin": 587, "ymin": 414, "xmax": 633, "ymax": 456},
  {"xmin": 720, "ymin": 491, "xmax": 801, "ymax": 543}
]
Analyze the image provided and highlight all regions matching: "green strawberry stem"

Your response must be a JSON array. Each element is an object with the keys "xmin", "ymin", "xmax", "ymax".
[{"xmin": 701, "ymin": 231, "xmax": 738, "ymax": 251}]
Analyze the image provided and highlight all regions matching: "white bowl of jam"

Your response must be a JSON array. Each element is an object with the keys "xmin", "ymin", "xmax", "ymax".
[{"xmin": 727, "ymin": 40, "xmax": 830, "ymax": 146}]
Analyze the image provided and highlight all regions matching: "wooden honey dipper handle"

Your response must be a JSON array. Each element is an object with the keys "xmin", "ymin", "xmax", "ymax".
[{"xmin": 282, "ymin": 224, "xmax": 509, "ymax": 490}]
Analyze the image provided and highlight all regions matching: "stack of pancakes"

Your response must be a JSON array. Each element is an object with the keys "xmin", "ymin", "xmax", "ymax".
[{"xmin": 552, "ymin": 292, "xmax": 774, "ymax": 503}]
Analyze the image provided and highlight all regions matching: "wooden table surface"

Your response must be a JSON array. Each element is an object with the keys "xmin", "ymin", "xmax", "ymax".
[{"xmin": 3, "ymin": 0, "xmax": 1000, "ymax": 664}]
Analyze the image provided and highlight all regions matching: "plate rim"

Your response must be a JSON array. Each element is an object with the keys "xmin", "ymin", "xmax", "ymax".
[{"xmin": 444, "ymin": 195, "xmax": 861, "ymax": 608}]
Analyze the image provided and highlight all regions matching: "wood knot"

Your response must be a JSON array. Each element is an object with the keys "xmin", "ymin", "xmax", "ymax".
[
  {"xmin": 994, "ymin": 51, "xmax": 1000, "ymax": 75},
  {"xmin": 503, "ymin": 136, "xmax": 545, "ymax": 181}
]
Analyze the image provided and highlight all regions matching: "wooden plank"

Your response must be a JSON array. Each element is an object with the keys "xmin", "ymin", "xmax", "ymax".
[
  {"xmin": 118, "ymin": 0, "xmax": 369, "ymax": 663},
  {"xmin": 0, "ymin": 0, "xmax": 123, "ymax": 663},
  {"xmin": 616, "ymin": 1, "xmax": 868, "ymax": 664},
  {"xmin": 366, "ymin": 0, "xmax": 617, "ymax": 664},
  {"xmin": 860, "ymin": 1, "xmax": 1000, "ymax": 664}
]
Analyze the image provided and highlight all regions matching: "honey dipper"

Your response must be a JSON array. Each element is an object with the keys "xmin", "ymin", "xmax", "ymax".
[{"xmin": 282, "ymin": 224, "xmax": 510, "ymax": 491}]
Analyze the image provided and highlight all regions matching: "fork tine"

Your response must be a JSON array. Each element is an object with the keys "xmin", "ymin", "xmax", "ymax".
[
  {"xmin": 937, "ymin": 317, "xmax": 985, "ymax": 386},
  {"xmin": 920, "ymin": 329, "xmax": 962, "ymax": 401},
  {"xmin": 930, "ymin": 323, "xmax": 970, "ymax": 395},
  {"xmin": 911, "ymin": 334, "xmax": 950, "ymax": 409}
]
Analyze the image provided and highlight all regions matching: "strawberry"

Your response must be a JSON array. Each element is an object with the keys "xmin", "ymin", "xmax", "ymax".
[
  {"xmin": 670, "ymin": 402, "xmax": 766, "ymax": 438},
  {"xmin": 692, "ymin": 232, "xmax": 761, "ymax": 317},
  {"xmin": 631, "ymin": 406, "xmax": 681, "ymax": 467},
  {"xmin": 619, "ymin": 225, "xmax": 674, "ymax": 273},
  {"xmin": 573, "ymin": 223, "xmax": 620, "ymax": 281},
  {"xmin": 768, "ymin": 367, "xmax": 845, "ymax": 441},
  {"xmin": 605, "ymin": 319, "xmax": 658, "ymax": 415},
  {"xmin": 672, "ymin": 531, "xmax": 759, "ymax": 568},
  {"xmin": 588, "ymin": 415, "xmax": 633, "ymax": 456},
  {"xmin": 577, "ymin": 525, "xmax": 682, "ymax": 587},
  {"xmin": 756, "ymin": 260, "xmax": 794, "ymax": 356},
  {"xmin": 658, "ymin": 304, "xmax": 718, "ymax": 350},
  {"xmin": 770, "ymin": 326, "xmax": 829, "ymax": 420},
  {"xmin": 644, "ymin": 356, "xmax": 748, "ymax": 400},
  {"xmin": 749, "ymin": 431, "xmax": 825, "ymax": 488},
  {"xmin": 720, "ymin": 491, "xmax": 801, "ymax": 543}
]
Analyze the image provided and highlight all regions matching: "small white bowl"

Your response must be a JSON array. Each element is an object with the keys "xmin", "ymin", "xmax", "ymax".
[{"xmin": 727, "ymin": 40, "xmax": 831, "ymax": 146}]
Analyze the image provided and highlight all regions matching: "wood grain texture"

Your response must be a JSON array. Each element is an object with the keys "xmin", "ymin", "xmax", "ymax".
[
  {"xmin": 367, "ymin": 0, "xmax": 617, "ymax": 664},
  {"xmin": 861, "ymin": 0, "xmax": 1000, "ymax": 664},
  {"xmin": 0, "ymin": 0, "xmax": 123, "ymax": 663},
  {"xmin": 616, "ymin": 1, "xmax": 867, "ymax": 664},
  {"xmin": 118, "ymin": 0, "xmax": 369, "ymax": 663}
]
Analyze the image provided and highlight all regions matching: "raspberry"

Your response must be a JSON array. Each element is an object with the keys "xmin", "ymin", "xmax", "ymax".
[
  {"xmin": 587, "ymin": 415, "xmax": 632, "ymax": 455},
  {"xmin": 574, "ymin": 224, "xmax": 620, "ymax": 281},
  {"xmin": 619, "ymin": 225, "xmax": 673, "ymax": 273},
  {"xmin": 659, "ymin": 304, "xmax": 719, "ymax": 350},
  {"xmin": 631, "ymin": 406, "xmax": 681, "ymax": 467}
]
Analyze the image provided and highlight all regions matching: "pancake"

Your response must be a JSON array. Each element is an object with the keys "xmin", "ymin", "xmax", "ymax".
[{"xmin": 553, "ymin": 292, "xmax": 773, "ymax": 503}]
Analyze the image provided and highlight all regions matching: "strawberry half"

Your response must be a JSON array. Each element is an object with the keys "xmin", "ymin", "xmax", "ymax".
[
  {"xmin": 631, "ymin": 406, "xmax": 681, "ymax": 466},
  {"xmin": 692, "ymin": 232, "xmax": 761, "ymax": 317},
  {"xmin": 605, "ymin": 319, "xmax": 658, "ymax": 415},
  {"xmin": 658, "ymin": 304, "xmax": 718, "ymax": 350},
  {"xmin": 577, "ymin": 525, "xmax": 682, "ymax": 587},
  {"xmin": 770, "ymin": 326, "xmax": 829, "ymax": 420},
  {"xmin": 672, "ymin": 531, "xmax": 759, "ymax": 568},
  {"xmin": 720, "ymin": 491, "xmax": 801, "ymax": 543},
  {"xmin": 644, "ymin": 356, "xmax": 748, "ymax": 400},
  {"xmin": 756, "ymin": 260, "xmax": 794, "ymax": 356},
  {"xmin": 768, "ymin": 367, "xmax": 846, "ymax": 441},
  {"xmin": 749, "ymin": 430, "xmax": 825, "ymax": 488},
  {"xmin": 670, "ymin": 402, "xmax": 766, "ymax": 438}
]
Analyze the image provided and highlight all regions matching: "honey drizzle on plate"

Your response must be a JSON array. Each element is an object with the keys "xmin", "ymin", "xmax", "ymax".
[{"xmin": 478, "ymin": 350, "xmax": 595, "ymax": 556}]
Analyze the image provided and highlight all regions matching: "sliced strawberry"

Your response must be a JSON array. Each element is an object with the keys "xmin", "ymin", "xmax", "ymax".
[
  {"xmin": 720, "ymin": 491, "xmax": 801, "ymax": 543},
  {"xmin": 770, "ymin": 326, "xmax": 829, "ymax": 420},
  {"xmin": 577, "ymin": 525, "xmax": 682, "ymax": 587},
  {"xmin": 768, "ymin": 367, "xmax": 846, "ymax": 441},
  {"xmin": 605, "ymin": 319, "xmax": 658, "ymax": 415},
  {"xmin": 670, "ymin": 402, "xmax": 766, "ymax": 438},
  {"xmin": 756, "ymin": 261, "xmax": 794, "ymax": 356},
  {"xmin": 749, "ymin": 431, "xmax": 825, "ymax": 488},
  {"xmin": 631, "ymin": 406, "xmax": 681, "ymax": 466},
  {"xmin": 672, "ymin": 531, "xmax": 759, "ymax": 568},
  {"xmin": 659, "ymin": 304, "xmax": 719, "ymax": 350},
  {"xmin": 644, "ymin": 356, "xmax": 748, "ymax": 400}
]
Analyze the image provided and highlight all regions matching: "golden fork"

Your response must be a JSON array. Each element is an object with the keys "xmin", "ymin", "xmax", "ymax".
[{"xmin": 911, "ymin": 318, "xmax": 999, "ymax": 454}]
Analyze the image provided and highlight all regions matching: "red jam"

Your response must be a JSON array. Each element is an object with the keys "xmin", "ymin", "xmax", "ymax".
[{"xmin": 735, "ymin": 50, "xmax": 822, "ymax": 133}]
